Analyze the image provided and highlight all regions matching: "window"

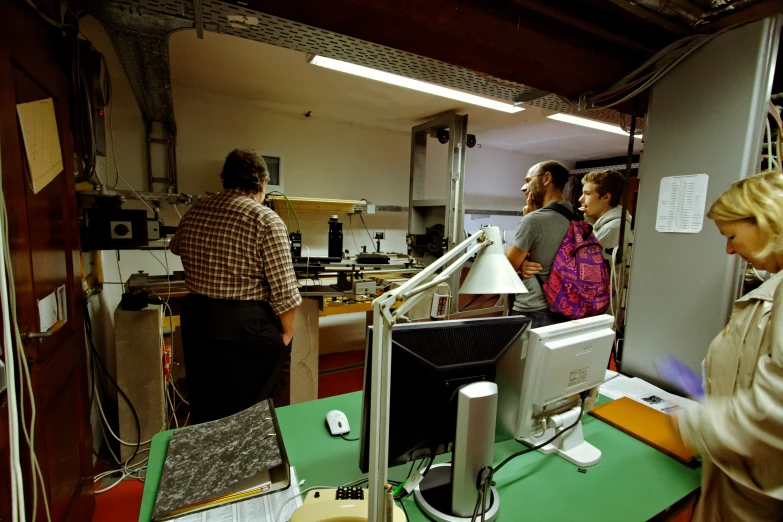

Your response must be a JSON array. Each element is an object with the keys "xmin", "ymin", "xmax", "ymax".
[{"xmin": 259, "ymin": 153, "xmax": 283, "ymax": 192}]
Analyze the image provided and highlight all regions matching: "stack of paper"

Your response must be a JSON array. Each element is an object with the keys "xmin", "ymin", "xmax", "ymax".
[
  {"xmin": 174, "ymin": 467, "xmax": 302, "ymax": 522},
  {"xmin": 599, "ymin": 371, "xmax": 698, "ymax": 414}
]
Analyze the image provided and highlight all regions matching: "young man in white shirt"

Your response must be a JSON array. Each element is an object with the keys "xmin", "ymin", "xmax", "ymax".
[{"xmin": 579, "ymin": 170, "xmax": 634, "ymax": 261}]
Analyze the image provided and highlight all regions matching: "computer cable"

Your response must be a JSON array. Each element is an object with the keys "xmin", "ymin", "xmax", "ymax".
[
  {"xmin": 83, "ymin": 301, "xmax": 143, "ymax": 462},
  {"xmin": 348, "ymin": 214, "xmax": 362, "ymax": 254},
  {"xmin": 266, "ymin": 190, "xmax": 301, "ymax": 233},
  {"xmin": 467, "ymin": 396, "xmax": 591, "ymax": 522},
  {"xmin": 470, "ymin": 466, "xmax": 492, "ymax": 522},
  {"xmin": 480, "ymin": 473, "xmax": 490, "ymax": 522},
  {"xmin": 358, "ymin": 213, "xmax": 377, "ymax": 252},
  {"xmin": 492, "ymin": 391, "xmax": 589, "ymax": 477},
  {"xmin": 393, "ymin": 458, "xmax": 422, "ymax": 499},
  {"xmin": 421, "ymin": 445, "xmax": 439, "ymax": 479},
  {"xmin": 340, "ymin": 433, "xmax": 360, "ymax": 441},
  {"xmin": 396, "ymin": 498, "xmax": 410, "ymax": 522},
  {"xmin": 470, "ymin": 493, "xmax": 482, "ymax": 522}
]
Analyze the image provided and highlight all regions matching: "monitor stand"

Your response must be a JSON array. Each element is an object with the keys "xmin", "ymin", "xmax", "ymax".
[
  {"xmin": 522, "ymin": 405, "xmax": 601, "ymax": 467},
  {"xmin": 414, "ymin": 382, "xmax": 501, "ymax": 522},
  {"xmin": 414, "ymin": 464, "xmax": 500, "ymax": 522}
]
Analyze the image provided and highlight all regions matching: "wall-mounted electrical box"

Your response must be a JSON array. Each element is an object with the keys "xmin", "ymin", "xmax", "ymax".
[
  {"xmin": 352, "ymin": 280, "xmax": 377, "ymax": 296},
  {"xmin": 81, "ymin": 208, "xmax": 149, "ymax": 251},
  {"xmin": 431, "ymin": 293, "xmax": 450, "ymax": 319}
]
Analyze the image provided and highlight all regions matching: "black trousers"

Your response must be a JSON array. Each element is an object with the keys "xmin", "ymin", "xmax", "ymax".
[{"xmin": 181, "ymin": 294, "xmax": 290, "ymax": 424}]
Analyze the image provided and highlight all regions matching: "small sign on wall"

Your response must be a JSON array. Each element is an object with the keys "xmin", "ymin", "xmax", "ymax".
[
  {"xmin": 37, "ymin": 284, "xmax": 67, "ymax": 333},
  {"xmin": 16, "ymin": 98, "xmax": 63, "ymax": 194},
  {"xmin": 656, "ymin": 174, "xmax": 709, "ymax": 233}
]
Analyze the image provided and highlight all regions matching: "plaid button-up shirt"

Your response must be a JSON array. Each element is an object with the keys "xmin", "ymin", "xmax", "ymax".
[{"xmin": 170, "ymin": 189, "xmax": 302, "ymax": 315}]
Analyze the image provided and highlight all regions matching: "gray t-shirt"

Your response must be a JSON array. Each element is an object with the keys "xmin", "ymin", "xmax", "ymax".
[{"xmin": 512, "ymin": 201, "xmax": 574, "ymax": 312}]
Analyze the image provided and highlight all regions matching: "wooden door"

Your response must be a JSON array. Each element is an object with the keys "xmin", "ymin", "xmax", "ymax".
[{"xmin": 0, "ymin": 1, "xmax": 95, "ymax": 521}]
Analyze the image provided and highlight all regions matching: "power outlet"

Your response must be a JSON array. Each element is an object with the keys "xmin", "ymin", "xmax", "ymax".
[
  {"xmin": 430, "ymin": 294, "xmax": 450, "ymax": 319},
  {"xmin": 352, "ymin": 280, "xmax": 377, "ymax": 296}
]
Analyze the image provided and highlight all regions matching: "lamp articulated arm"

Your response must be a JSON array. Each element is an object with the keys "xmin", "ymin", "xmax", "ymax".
[{"xmin": 366, "ymin": 228, "xmax": 491, "ymax": 522}]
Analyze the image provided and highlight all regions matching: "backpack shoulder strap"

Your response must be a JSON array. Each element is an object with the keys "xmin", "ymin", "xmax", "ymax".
[{"xmin": 543, "ymin": 202, "xmax": 578, "ymax": 222}]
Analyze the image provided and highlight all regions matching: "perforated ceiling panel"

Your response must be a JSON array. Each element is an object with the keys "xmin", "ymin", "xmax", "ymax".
[{"xmin": 95, "ymin": 0, "xmax": 643, "ymax": 130}]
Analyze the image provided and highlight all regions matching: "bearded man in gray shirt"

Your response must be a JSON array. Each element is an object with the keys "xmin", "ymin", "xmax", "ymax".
[{"xmin": 505, "ymin": 160, "xmax": 575, "ymax": 329}]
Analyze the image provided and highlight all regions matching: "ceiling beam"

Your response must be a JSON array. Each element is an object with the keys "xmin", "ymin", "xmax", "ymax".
[
  {"xmin": 605, "ymin": 0, "xmax": 693, "ymax": 35},
  {"xmin": 667, "ymin": 0, "xmax": 705, "ymax": 19},
  {"xmin": 226, "ymin": 0, "xmax": 652, "ymax": 99},
  {"xmin": 508, "ymin": 0, "xmax": 659, "ymax": 54}
]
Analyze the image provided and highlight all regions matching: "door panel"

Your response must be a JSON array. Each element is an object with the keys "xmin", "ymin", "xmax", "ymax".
[
  {"xmin": 0, "ymin": 1, "xmax": 95, "ymax": 521},
  {"xmin": 11, "ymin": 65, "xmax": 72, "ymax": 359},
  {"xmin": 44, "ymin": 372, "xmax": 83, "ymax": 521}
]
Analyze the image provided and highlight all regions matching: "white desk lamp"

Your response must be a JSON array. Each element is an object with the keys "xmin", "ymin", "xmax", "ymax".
[{"xmin": 366, "ymin": 225, "xmax": 528, "ymax": 522}]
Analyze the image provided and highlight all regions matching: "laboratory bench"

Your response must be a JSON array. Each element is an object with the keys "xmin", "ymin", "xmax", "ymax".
[{"xmin": 139, "ymin": 392, "xmax": 701, "ymax": 522}]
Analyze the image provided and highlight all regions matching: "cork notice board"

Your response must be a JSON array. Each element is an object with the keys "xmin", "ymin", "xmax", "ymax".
[{"xmin": 16, "ymin": 98, "xmax": 63, "ymax": 194}]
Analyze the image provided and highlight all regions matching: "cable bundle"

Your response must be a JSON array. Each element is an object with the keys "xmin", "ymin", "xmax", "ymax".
[{"xmin": 565, "ymin": 20, "xmax": 761, "ymax": 113}]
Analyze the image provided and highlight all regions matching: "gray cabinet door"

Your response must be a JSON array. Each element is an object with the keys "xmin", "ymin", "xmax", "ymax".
[{"xmin": 622, "ymin": 17, "xmax": 781, "ymax": 383}]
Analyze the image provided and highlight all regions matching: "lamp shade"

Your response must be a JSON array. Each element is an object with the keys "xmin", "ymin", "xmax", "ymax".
[{"xmin": 459, "ymin": 226, "xmax": 528, "ymax": 295}]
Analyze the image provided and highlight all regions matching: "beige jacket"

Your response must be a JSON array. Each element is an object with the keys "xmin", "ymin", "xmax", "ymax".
[{"xmin": 678, "ymin": 272, "xmax": 783, "ymax": 521}]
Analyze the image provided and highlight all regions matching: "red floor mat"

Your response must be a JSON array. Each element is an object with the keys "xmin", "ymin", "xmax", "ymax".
[
  {"xmin": 319, "ymin": 350, "xmax": 366, "ymax": 371},
  {"xmin": 319, "ymin": 367, "xmax": 364, "ymax": 398},
  {"xmin": 319, "ymin": 350, "xmax": 365, "ymax": 398}
]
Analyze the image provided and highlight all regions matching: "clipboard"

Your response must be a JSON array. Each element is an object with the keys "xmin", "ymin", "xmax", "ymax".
[{"xmin": 591, "ymin": 397, "xmax": 696, "ymax": 464}]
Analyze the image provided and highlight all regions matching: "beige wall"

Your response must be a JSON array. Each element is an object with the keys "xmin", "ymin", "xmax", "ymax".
[{"xmin": 174, "ymin": 85, "xmax": 411, "ymax": 204}]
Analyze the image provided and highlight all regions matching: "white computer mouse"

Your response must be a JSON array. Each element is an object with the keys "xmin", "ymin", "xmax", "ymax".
[{"xmin": 325, "ymin": 410, "xmax": 351, "ymax": 436}]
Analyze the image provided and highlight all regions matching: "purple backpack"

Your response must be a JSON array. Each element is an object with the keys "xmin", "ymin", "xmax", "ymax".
[{"xmin": 537, "ymin": 205, "xmax": 610, "ymax": 319}]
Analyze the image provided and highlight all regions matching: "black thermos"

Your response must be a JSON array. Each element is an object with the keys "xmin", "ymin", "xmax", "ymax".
[{"xmin": 328, "ymin": 215, "xmax": 343, "ymax": 258}]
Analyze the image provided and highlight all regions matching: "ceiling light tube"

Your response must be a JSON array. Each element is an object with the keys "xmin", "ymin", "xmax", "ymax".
[
  {"xmin": 548, "ymin": 113, "xmax": 642, "ymax": 139},
  {"xmin": 308, "ymin": 55, "xmax": 524, "ymax": 114}
]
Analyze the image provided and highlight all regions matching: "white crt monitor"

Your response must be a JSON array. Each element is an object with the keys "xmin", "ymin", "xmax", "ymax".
[{"xmin": 497, "ymin": 315, "xmax": 615, "ymax": 467}]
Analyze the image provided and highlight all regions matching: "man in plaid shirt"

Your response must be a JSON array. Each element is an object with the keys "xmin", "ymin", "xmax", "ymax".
[{"xmin": 170, "ymin": 149, "xmax": 301, "ymax": 423}]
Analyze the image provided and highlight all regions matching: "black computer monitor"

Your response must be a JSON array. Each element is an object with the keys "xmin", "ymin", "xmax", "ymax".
[{"xmin": 358, "ymin": 316, "xmax": 531, "ymax": 473}]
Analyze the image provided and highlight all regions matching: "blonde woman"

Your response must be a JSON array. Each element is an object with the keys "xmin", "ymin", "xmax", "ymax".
[{"xmin": 675, "ymin": 170, "xmax": 783, "ymax": 520}]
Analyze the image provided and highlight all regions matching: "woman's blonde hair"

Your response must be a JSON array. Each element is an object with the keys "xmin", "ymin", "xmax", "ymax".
[{"xmin": 707, "ymin": 171, "xmax": 783, "ymax": 256}]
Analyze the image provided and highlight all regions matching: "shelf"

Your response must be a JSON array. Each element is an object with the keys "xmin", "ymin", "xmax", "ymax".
[{"xmin": 268, "ymin": 196, "xmax": 363, "ymax": 213}]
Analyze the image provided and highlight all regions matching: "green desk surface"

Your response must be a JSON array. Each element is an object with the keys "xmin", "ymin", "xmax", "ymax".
[{"xmin": 139, "ymin": 393, "xmax": 701, "ymax": 522}]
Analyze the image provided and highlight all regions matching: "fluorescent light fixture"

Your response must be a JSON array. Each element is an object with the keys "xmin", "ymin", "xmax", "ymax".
[
  {"xmin": 308, "ymin": 55, "xmax": 524, "ymax": 114},
  {"xmin": 548, "ymin": 113, "xmax": 642, "ymax": 139}
]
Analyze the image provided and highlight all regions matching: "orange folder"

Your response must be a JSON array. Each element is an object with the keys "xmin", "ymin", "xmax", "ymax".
[{"xmin": 591, "ymin": 397, "xmax": 696, "ymax": 464}]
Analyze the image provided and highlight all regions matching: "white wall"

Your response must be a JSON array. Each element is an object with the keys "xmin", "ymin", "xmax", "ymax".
[
  {"xmin": 172, "ymin": 85, "xmax": 412, "ymax": 256},
  {"xmin": 463, "ymin": 146, "xmax": 570, "ymax": 246}
]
